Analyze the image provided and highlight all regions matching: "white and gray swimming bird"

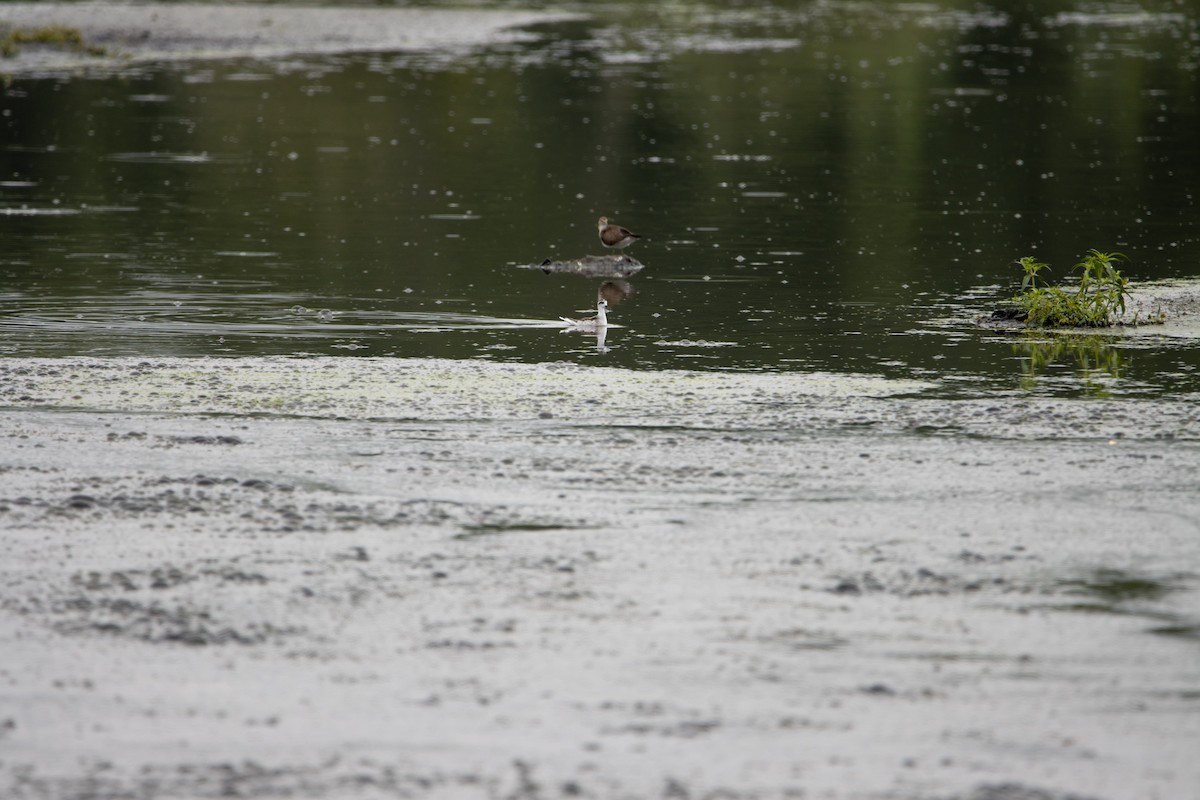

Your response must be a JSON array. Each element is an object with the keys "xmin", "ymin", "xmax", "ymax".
[{"xmin": 560, "ymin": 299, "xmax": 608, "ymax": 331}]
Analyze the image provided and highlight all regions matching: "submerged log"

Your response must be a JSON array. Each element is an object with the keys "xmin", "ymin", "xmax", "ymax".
[{"xmin": 518, "ymin": 254, "xmax": 644, "ymax": 279}]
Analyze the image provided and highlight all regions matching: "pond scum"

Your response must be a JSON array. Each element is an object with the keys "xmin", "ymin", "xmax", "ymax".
[{"xmin": 1002, "ymin": 250, "xmax": 1166, "ymax": 328}]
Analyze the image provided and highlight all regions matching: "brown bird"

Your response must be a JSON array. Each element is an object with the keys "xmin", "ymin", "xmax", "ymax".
[{"xmin": 597, "ymin": 216, "xmax": 640, "ymax": 249}]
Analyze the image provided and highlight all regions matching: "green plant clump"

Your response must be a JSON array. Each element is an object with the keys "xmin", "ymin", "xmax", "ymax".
[
  {"xmin": 1, "ymin": 26, "xmax": 106, "ymax": 58},
  {"xmin": 1011, "ymin": 250, "xmax": 1137, "ymax": 327}
]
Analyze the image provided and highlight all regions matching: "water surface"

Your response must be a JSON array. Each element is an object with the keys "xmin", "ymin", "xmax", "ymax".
[{"xmin": 3, "ymin": 1, "xmax": 1199, "ymax": 398}]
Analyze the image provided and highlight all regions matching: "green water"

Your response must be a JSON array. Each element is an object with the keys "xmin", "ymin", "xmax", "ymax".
[{"xmin": 3, "ymin": 1, "xmax": 1199, "ymax": 397}]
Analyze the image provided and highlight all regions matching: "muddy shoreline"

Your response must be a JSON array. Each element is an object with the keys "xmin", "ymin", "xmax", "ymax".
[{"xmin": 1, "ymin": 357, "xmax": 1198, "ymax": 800}]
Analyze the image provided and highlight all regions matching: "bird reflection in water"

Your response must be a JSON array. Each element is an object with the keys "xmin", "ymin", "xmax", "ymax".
[{"xmin": 599, "ymin": 280, "xmax": 635, "ymax": 306}]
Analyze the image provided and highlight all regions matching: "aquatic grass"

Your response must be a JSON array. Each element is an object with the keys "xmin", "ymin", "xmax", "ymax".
[{"xmin": 1011, "ymin": 250, "xmax": 1141, "ymax": 327}]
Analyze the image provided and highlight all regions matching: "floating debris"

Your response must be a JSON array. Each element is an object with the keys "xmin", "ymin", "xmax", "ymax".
[{"xmin": 518, "ymin": 254, "xmax": 644, "ymax": 279}]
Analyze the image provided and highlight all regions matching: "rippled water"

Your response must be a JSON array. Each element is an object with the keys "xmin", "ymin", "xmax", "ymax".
[{"xmin": 3, "ymin": 1, "xmax": 1199, "ymax": 398}]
